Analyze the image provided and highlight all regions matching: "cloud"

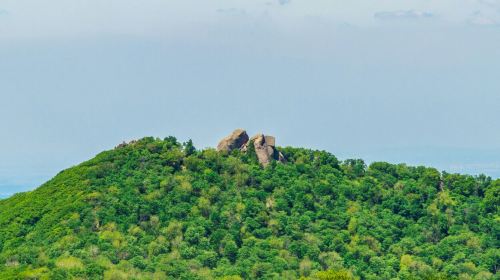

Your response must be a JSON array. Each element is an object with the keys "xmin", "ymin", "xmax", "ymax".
[
  {"xmin": 472, "ymin": 1, "xmax": 500, "ymax": 25},
  {"xmin": 374, "ymin": 10, "xmax": 435, "ymax": 20},
  {"xmin": 0, "ymin": 9, "xmax": 9, "ymax": 16},
  {"xmin": 478, "ymin": 0, "xmax": 500, "ymax": 9},
  {"xmin": 468, "ymin": 10, "xmax": 499, "ymax": 25},
  {"xmin": 216, "ymin": 8, "xmax": 247, "ymax": 16},
  {"xmin": 278, "ymin": 0, "xmax": 291, "ymax": 5}
]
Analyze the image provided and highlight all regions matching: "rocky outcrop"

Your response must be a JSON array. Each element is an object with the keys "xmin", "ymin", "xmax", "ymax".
[
  {"xmin": 216, "ymin": 129, "xmax": 249, "ymax": 152},
  {"xmin": 249, "ymin": 134, "xmax": 277, "ymax": 167},
  {"xmin": 217, "ymin": 129, "xmax": 285, "ymax": 167}
]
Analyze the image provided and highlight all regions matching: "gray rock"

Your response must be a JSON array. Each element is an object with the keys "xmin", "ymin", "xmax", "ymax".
[
  {"xmin": 217, "ymin": 129, "xmax": 285, "ymax": 166},
  {"xmin": 264, "ymin": 136, "xmax": 275, "ymax": 147},
  {"xmin": 250, "ymin": 134, "xmax": 282, "ymax": 167},
  {"xmin": 216, "ymin": 129, "xmax": 249, "ymax": 152},
  {"xmin": 278, "ymin": 151, "xmax": 286, "ymax": 163}
]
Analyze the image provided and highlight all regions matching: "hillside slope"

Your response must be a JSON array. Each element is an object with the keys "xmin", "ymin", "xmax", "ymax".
[{"xmin": 0, "ymin": 137, "xmax": 498, "ymax": 280}]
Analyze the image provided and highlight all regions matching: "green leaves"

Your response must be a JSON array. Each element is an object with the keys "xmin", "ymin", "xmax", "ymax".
[{"xmin": 0, "ymin": 136, "xmax": 497, "ymax": 279}]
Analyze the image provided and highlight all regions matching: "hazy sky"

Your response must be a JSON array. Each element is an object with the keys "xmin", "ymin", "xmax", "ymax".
[{"xmin": 1, "ymin": 0, "xmax": 500, "ymax": 197}]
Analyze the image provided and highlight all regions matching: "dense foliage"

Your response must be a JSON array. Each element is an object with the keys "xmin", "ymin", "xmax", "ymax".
[{"xmin": 0, "ymin": 137, "xmax": 498, "ymax": 279}]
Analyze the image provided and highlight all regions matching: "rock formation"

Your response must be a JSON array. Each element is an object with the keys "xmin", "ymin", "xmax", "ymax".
[
  {"xmin": 216, "ymin": 129, "xmax": 249, "ymax": 152},
  {"xmin": 249, "ymin": 134, "xmax": 278, "ymax": 167},
  {"xmin": 217, "ymin": 129, "xmax": 285, "ymax": 167}
]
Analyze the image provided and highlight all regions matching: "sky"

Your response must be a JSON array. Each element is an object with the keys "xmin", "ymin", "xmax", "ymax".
[{"xmin": 1, "ymin": 0, "xmax": 500, "ymax": 197}]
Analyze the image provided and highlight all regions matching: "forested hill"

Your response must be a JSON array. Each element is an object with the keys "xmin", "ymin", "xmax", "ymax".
[{"xmin": 0, "ymin": 136, "xmax": 498, "ymax": 280}]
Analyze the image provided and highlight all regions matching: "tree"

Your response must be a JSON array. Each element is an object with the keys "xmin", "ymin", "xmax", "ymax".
[{"xmin": 184, "ymin": 139, "xmax": 196, "ymax": 156}]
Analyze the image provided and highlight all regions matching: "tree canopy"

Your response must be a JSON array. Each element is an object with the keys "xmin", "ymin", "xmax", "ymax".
[{"xmin": 0, "ymin": 136, "xmax": 497, "ymax": 279}]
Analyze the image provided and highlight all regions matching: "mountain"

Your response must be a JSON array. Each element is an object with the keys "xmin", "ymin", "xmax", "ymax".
[{"xmin": 0, "ymin": 134, "xmax": 498, "ymax": 280}]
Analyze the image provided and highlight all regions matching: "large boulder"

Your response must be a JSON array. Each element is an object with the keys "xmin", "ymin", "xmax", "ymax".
[
  {"xmin": 248, "ymin": 134, "xmax": 284, "ymax": 167},
  {"xmin": 217, "ymin": 129, "xmax": 285, "ymax": 166},
  {"xmin": 252, "ymin": 134, "xmax": 275, "ymax": 167},
  {"xmin": 216, "ymin": 129, "xmax": 249, "ymax": 152}
]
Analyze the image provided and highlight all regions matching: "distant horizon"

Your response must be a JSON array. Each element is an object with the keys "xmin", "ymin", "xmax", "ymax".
[{"xmin": 2, "ymin": 135, "xmax": 499, "ymax": 198}]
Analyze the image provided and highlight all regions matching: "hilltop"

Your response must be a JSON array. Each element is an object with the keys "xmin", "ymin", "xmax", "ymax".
[{"xmin": 0, "ymin": 133, "xmax": 498, "ymax": 279}]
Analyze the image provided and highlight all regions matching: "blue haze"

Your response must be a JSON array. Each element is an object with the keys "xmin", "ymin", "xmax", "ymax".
[{"xmin": 1, "ymin": 1, "xmax": 500, "ymax": 197}]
